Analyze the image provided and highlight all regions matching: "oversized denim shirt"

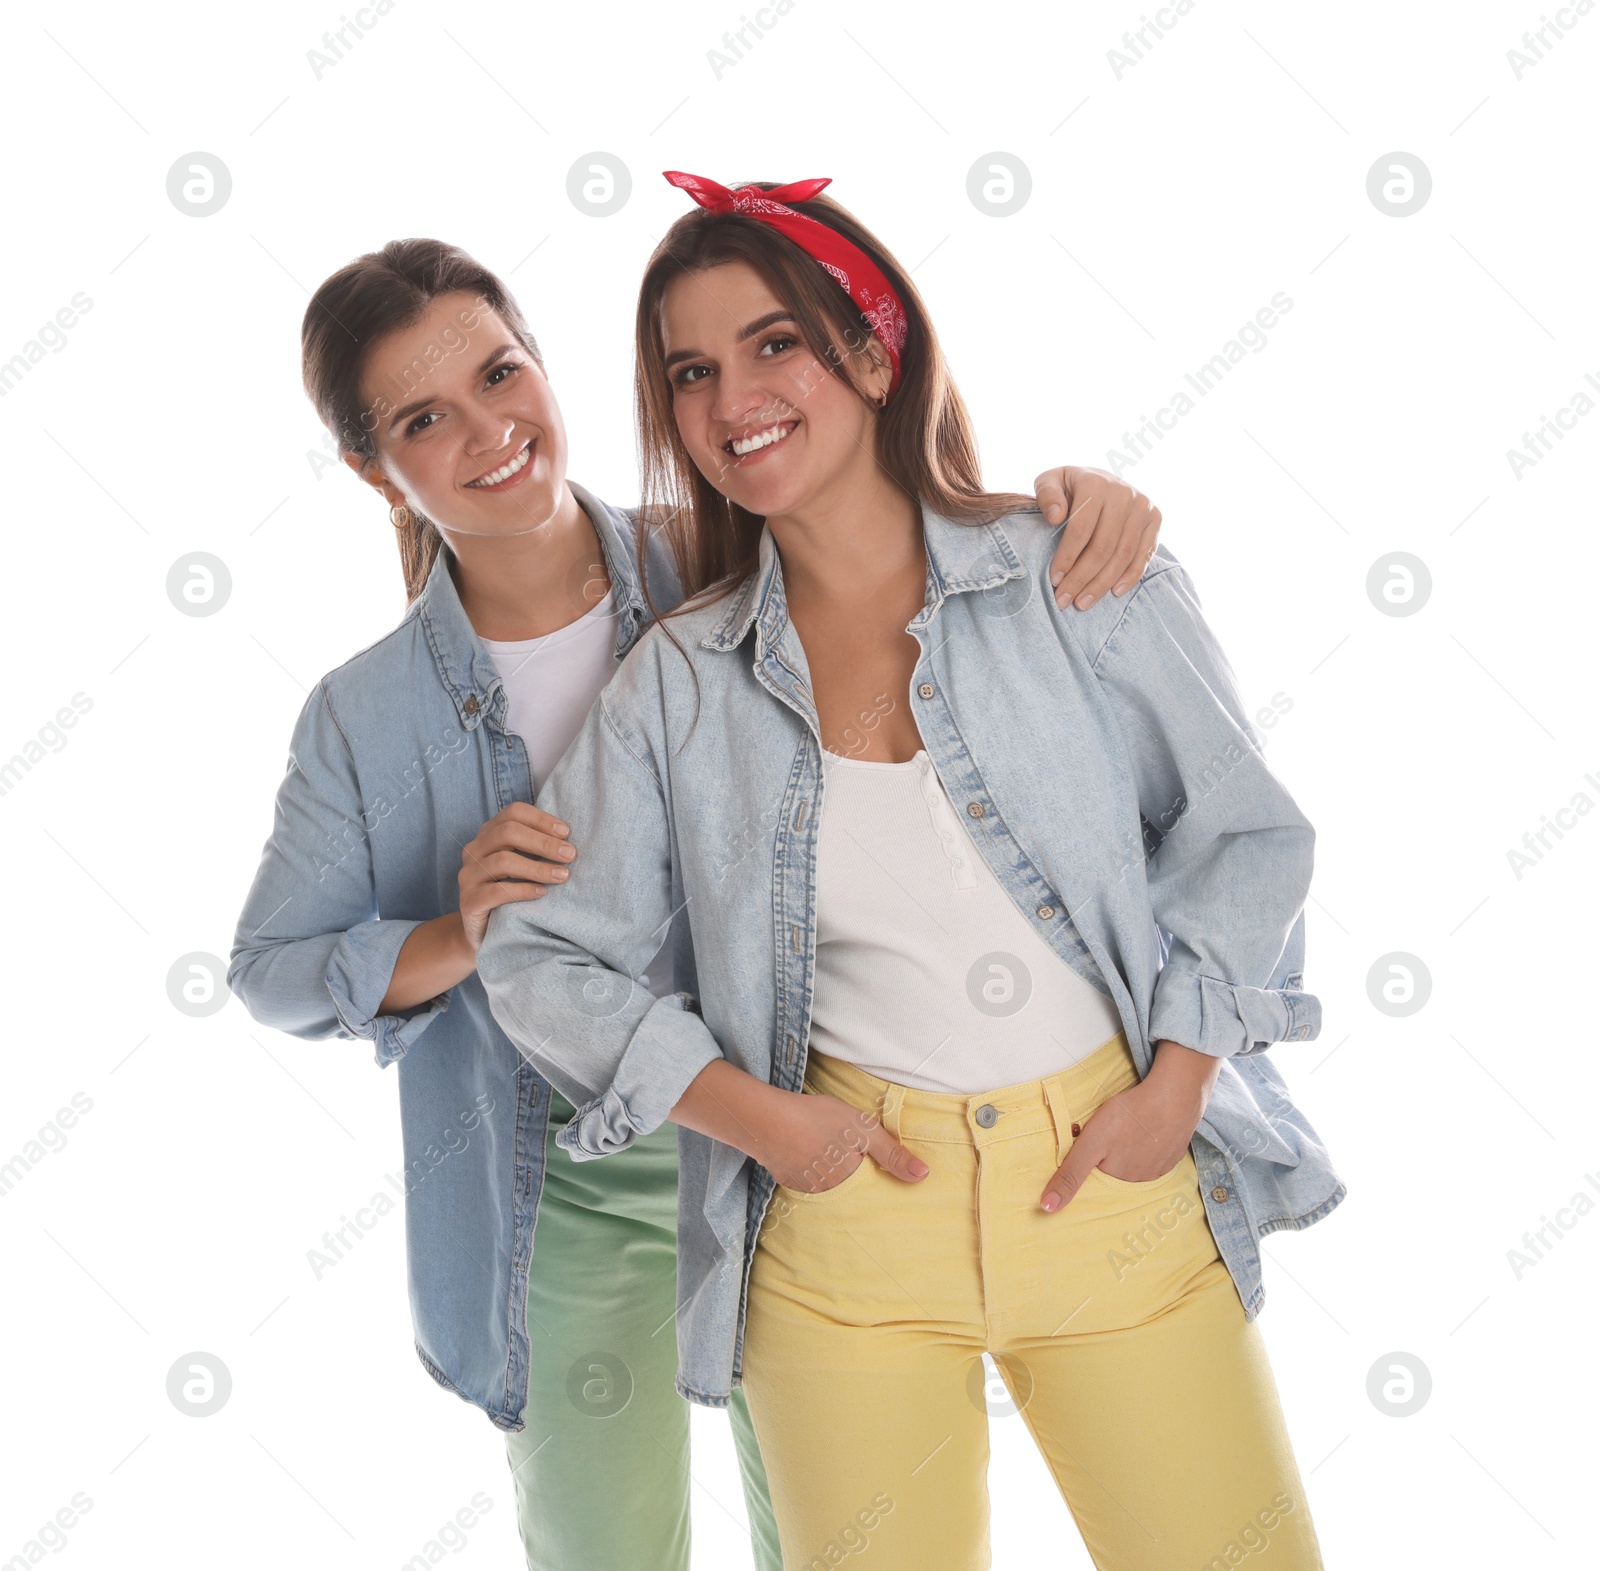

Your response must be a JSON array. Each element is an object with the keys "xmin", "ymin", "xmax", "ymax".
[
  {"xmin": 477, "ymin": 504, "xmax": 1346, "ymax": 1409},
  {"xmin": 227, "ymin": 482, "xmax": 677, "ymax": 1431}
]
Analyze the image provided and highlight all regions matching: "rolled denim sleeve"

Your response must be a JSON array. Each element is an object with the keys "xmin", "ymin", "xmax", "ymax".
[
  {"xmin": 477, "ymin": 679, "xmax": 723, "ymax": 1160},
  {"xmin": 227, "ymin": 680, "xmax": 449, "ymax": 1067},
  {"xmin": 1089, "ymin": 555, "xmax": 1322, "ymax": 1058}
]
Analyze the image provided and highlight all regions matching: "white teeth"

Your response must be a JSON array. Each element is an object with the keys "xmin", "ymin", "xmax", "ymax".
[
  {"xmin": 730, "ymin": 422, "xmax": 793, "ymax": 457},
  {"xmin": 468, "ymin": 441, "xmax": 531, "ymax": 487}
]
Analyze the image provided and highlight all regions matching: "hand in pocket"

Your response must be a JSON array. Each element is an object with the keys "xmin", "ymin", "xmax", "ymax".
[
  {"xmin": 1040, "ymin": 1077, "xmax": 1199, "ymax": 1214},
  {"xmin": 765, "ymin": 1090, "xmax": 930, "ymax": 1194}
]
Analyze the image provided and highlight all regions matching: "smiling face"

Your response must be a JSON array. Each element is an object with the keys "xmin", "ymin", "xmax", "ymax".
[
  {"xmin": 347, "ymin": 289, "xmax": 569, "ymax": 538},
  {"xmin": 660, "ymin": 261, "xmax": 891, "ymax": 522}
]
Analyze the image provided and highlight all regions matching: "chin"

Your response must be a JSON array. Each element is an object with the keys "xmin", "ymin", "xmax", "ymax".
[{"xmin": 724, "ymin": 473, "xmax": 809, "ymax": 518}]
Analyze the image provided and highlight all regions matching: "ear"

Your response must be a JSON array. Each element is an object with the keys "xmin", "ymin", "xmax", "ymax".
[
  {"xmin": 860, "ymin": 336, "xmax": 893, "ymax": 405},
  {"xmin": 342, "ymin": 449, "xmax": 406, "ymax": 510}
]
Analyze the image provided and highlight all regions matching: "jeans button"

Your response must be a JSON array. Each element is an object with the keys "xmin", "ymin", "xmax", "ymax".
[{"xmin": 974, "ymin": 1103, "xmax": 999, "ymax": 1128}]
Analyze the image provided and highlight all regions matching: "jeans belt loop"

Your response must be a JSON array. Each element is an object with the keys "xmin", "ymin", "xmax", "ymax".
[
  {"xmin": 1042, "ymin": 1076, "xmax": 1075, "ymax": 1169},
  {"xmin": 879, "ymin": 1082, "xmax": 905, "ymax": 1145}
]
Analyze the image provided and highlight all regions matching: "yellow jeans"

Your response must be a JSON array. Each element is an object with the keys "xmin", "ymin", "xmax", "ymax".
[{"xmin": 740, "ymin": 1032, "xmax": 1325, "ymax": 1571}]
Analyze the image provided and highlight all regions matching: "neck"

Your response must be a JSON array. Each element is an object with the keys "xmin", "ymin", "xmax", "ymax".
[
  {"xmin": 440, "ymin": 482, "xmax": 604, "ymax": 640},
  {"xmin": 766, "ymin": 459, "xmax": 924, "ymax": 614}
]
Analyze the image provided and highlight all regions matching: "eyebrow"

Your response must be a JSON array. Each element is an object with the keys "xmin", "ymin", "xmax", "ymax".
[
  {"xmin": 663, "ymin": 310, "xmax": 796, "ymax": 371},
  {"xmin": 384, "ymin": 344, "xmax": 520, "ymax": 432}
]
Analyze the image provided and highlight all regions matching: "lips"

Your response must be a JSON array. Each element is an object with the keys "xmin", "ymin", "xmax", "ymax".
[{"xmin": 466, "ymin": 438, "xmax": 534, "ymax": 490}]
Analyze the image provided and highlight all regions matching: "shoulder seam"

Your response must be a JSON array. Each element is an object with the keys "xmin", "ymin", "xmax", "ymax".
[
  {"xmin": 1087, "ymin": 559, "xmax": 1185, "ymax": 673},
  {"xmin": 318, "ymin": 603, "xmax": 427, "ymax": 686},
  {"xmin": 598, "ymin": 685, "xmax": 665, "ymax": 791},
  {"xmin": 309, "ymin": 676, "xmax": 360, "ymax": 770}
]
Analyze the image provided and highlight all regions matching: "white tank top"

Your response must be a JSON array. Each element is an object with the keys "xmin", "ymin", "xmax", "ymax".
[
  {"xmin": 479, "ymin": 593, "xmax": 620, "ymax": 795},
  {"xmin": 807, "ymin": 748, "xmax": 1123, "ymax": 1093}
]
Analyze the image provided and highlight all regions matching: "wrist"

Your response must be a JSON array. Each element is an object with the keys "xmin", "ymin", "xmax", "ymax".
[
  {"xmin": 672, "ymin": 1059, "xmax": 789, "ymax": 1162},
  {"xmin": 737, "ymin": 1078, "xmax": 797, "ymax": 1164},
  {"xmin": 1147, "ymin": 1038, "xmax": 1223, "ymax": 1098},
  {"xmin": 445, "ymin": 909, "xmax": 478, "ymax": 963}
]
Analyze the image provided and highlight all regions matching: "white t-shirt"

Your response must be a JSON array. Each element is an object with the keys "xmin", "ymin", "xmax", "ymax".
[
  {"xmin": 807, "ymin": 748, "xmax": 1123, "ymax": 1093},
  {"xmin": 480, "ymin": 598, "xmax": 676, "ymax": 999}
]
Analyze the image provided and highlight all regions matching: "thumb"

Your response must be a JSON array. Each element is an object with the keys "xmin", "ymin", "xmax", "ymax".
[
  {"xmin": 1041, "ymin": 1146, "xmax": 1099, "ymax": 1213},
  {"xmin": 1033, "ymin": 467, "xmax": 1076, "ymax": 531},
  {"xmin": 868, "ymin": 1127, "xmax": 929, "ymax": 1183}
]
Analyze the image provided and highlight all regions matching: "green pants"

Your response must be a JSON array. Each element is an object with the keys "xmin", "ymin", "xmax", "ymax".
[{"xmin": 505, "ymin": 1088, "xmax": 781, "ymax": 1570}]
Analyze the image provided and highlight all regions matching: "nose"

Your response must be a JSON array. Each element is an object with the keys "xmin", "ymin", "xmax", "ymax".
[
  {"xmin": 709, "ymin": 357, "xmax": 774, "ymax": 429},
  {"xmin": 462, "ymin": 404, "xmax": 517, "ymax": 457}
]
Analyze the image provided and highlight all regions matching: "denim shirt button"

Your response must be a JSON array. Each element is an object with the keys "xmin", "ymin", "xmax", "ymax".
[
  {"xmin": 966, "ymin": 802, "xmax": 984, "ymax": 818},
  {"xmin": 1037, "ymin": 904, "xmax": 1055, "ymax": 920},
  {"xmin": 1211, "ymin": 1186, "xmax": 1230, "ymax": 1201},
  {"xmin": 464, "ymin": 694, "xmax": 479, "ymax": 716},
  {"xmin": 917, "ymin": 683, "xmax": 935, "ymax": 698}
]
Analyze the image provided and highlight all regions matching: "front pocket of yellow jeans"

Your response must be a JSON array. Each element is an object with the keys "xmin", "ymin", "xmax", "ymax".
[
  {"xmin": 1065, "ymin": 1152, "xmax": 1220, "ymax": 1318},
  {"xmin": 779, "ymin": 1149, "xmax": 875, "ymax": 1202},
  {"xmin": 1086, "ymin": 1150, "xmax": 1196, "ymax": 1194}
]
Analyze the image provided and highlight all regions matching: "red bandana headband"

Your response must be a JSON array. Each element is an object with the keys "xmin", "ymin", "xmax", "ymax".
[{"xmin": 662, "ymin": 170, "xmax": 908, "ymax": 398}]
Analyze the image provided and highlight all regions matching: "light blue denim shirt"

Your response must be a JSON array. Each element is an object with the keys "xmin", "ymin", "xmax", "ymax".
[
  {"xmin": 227, "ymin": 483, "xmax": 678, "ymax": 1431},
  {"xmin": 477, "ymin": 504, "xmax": 1346, "ymax": 1409}
]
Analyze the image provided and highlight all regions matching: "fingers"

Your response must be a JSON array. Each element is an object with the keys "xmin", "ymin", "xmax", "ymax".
[
  {"xmin": 476, "ymin": 879, "xmax": 553, "ymax": 913},
  {"xmin": 1112, "ymin": 514, "xmax": 1162, "ymax": 598},
  {"xmin": 1033, "ymin": 466, "xmax": 1074, "ymax": 528},
  {"xmin": 867, "ymin": 1125, "xmax": 929, "ymax": 1183},
  {"xmin": 1049, "ymin": 473, "xmax": 1158, "ymax": 609},
  {"xmin": 1040, "ymin": 1150, "xmax": 1098, "ymax": 1213},
  {"xmin": 1049, "ymin": 489, "xmax": 1103, "ymax": 603},
  {"xmin": 465, "ymin": 847, "xmax": 573, "ymax": 887},
  {"xmin": 1066, "ymin": 519, "xmax": 1141, "ymax": 608},
  {"xmin": 483, "ymin": 821, "xmax": 579, "ymax": 865},
  {"xmin": 494, "ymin": 801, "xmax": 572, "ymax": 840},
  {"xmin": 1055, "ymin": 508, "xmax": 1122, "ymax": 608},
  {"xmin": 463, "ymin": 818, "xmax": 578, "ymax": 883},
  {"xmin": 474, "ymin": 804, "xmax": 577, "ymax": 860}
]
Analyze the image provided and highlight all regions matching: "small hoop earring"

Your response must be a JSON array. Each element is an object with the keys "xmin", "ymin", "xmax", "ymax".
[
  {"xmin": 389, "ymin": 504, "xmax": 412, "ymax": 531},
  {"xmin": 875, "ymin": 390, "xmax": 888, "ymax": 409}
]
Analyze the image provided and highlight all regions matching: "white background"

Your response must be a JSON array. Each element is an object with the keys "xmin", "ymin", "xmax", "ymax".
[{"xmin": 1, "ymin": 0, "xmax": 1596, "ymax": 1566}]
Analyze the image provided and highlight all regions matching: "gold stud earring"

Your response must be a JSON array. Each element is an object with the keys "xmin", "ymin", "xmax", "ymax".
[{"xmin": 389, "ymin": 504, "xmax": 412, "ymax": 531}]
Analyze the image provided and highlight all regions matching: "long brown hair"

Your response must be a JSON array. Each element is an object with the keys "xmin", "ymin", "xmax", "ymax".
[
  {"xmin": 301, "ymin": 239, "xmax": 547, "ymax": 602},
  {"xmin": 633, "ymin": 182, "xmax": 1033, "ymax": 627}
]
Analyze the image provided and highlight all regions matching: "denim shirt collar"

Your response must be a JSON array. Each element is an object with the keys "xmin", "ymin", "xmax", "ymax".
[
  {"xmin": 699, "ymin": 502, "xmax": 1031, "ymax": 656},
  {"xmin": 414, "ymin": 479, "xmax": 648, "ymax": 732}
]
